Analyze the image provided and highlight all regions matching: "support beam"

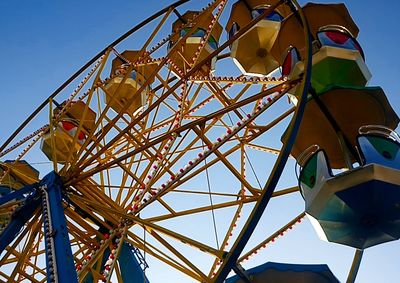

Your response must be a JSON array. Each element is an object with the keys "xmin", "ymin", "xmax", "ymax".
[
  {"xmin": 232, "ymin": 265, "xmax": 252, "ymax": 283},
  {"xmin": 119, "ymin": 242, "xmax": 149, "ymax": 283},
  {"xmin": 0, "ymin": 183, "xmax": 37, "ymax": 206},
  {"xmin": 0, "ymin": 188, "xmax": 40, "ymax": 253},
  {"xmin": 41, "ymin": 172, "xmax": 78, "ymax": 283},
  {"xmin": 346, "ymin": 249, "xmax": 363, "ymax": 283}
]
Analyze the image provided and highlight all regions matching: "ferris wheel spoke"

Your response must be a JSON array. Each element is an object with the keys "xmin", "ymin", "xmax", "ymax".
[
  {"xmin": 192, "ymin": 127, "xmax": 259, "ymax": 195},
  {"xmin": 73, "ymin": 19, "xmax": 249, "ymax": 174},
  {"xmin": 169, "ymin": 143, "xmax": 258, "ymax": 196},
  {"xmin": 171, "ymin": 189, "xmax": 244, "ymax": 198},
  {"xmin": 68, "ymin": 81, "xmax": 291, "ymax": 185},
  {"xmin": 162, "ymin": 124, "xmax": 262, "ymax": 194},
  {"xmin": 3, "ymin": 0, "xmax": 380, "ymax": 280},
  {"xmin": 271, "ymin": 186, "xmax": 300, "ymax": 197},
  {"xmin": 68, "ymin": 193, "xmax": 122, "ymax": 226},
  {"xmin": 71, "ymin": 56, "xmax": 180, "ymax": 173},
  {"xmin": 0, "ymin": 0, "xmax": 191, "ymax": 153},
  {"xmin": 238, "ymin": 212, "xmax": 306, "ymax": 264},
  {"xmin": 246, "ymin": 143, "xmax": 282, "ymax": 155},
  {"xmin": 125, "ymin": 212, "xmax": 223, "ymax": 260},
  {"xmin": 148, "ymin": 229, "xmax": 208, "ymax": 281},
  {"xmin": 70, "ymin": 183, "xmax": 118, "ymax": 213},
  {"xmin": 242, "ymin": 107, "xmax": 296, "ymax": 145},
  {"xmin": 8, "ymin": 216, "xmax": 42, "ymax": 281},
  {"xmin": 126, "ymin": 235, "xmax": 204, "ymax": 282},
  {"xmin": 146, "ymin": 196, "xmax": 258, "ymax": 222},
  {"xmin": 71, "ymin": 196, "xmax": 224, "ymax": 259},
  {"xmin": 89, "ymin": 119, "xmax": 158, "ymax": 172},
  {"xmin": 0, "ymin": 211, "xmax": 43, "ymax": 280}
]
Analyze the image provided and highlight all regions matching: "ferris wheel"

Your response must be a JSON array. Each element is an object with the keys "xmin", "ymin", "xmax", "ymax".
[{"xmin": 0, "ymin": 0, "xmax": 399, "ymax": 282}]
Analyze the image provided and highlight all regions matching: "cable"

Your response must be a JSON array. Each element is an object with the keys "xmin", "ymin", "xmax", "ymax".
[
  {"xmin": 202, "ymin": 140, "xmax": 220, "ymax": 249},
  {"xmin": 143, "ymin": 223, "xmax": 146, "ymax": 283},
  {"xmin": 243, "ymin": 148, "xmax": 262, "ymax": 190}
]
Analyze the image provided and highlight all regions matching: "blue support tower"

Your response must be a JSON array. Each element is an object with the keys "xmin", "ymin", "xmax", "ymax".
[
  {"xmin": 119, "ymin": 242, "xmax": 149, "ymax": 283},
  {"xmin": 82, "ymin": 242, "xmax": 149, "ymax": 283},
  {"xmin": 40, "ymin": 172, "xmax": 78, "ymax": 283}
]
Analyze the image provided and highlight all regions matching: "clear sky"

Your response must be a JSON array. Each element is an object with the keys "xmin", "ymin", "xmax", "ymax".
[{"xmin": 0, "ymin": 1, "xmax": 400, "ymax": 282}]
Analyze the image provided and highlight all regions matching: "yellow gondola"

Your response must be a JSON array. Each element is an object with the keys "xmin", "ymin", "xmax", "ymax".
[
  {"xmin": 0, "ymin": 160, "xmax": 39, "ymax": 190},
  {"xmin": 105, "ymin": 50, "xmax": 158, "ymax": 115},
  {"xmin": 226, "ymin": 0, "xmax": 291, "ymax": 76},
  {"xmin": 169, "ymin": 10, "xmax": 222, "ymax": 76},
  {"xmin": 0, "ymin": 160, "xmax": 39, "ymax": 231},
  {"xmin": 41, "ymin": 100, "xmax": 96, "ymax": 164}
]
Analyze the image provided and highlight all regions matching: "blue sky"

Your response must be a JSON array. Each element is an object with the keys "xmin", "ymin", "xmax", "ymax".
[
  {"xmin": 1, "ymin": 0, "xmax": 399, "ymax": 135},
  {"xmin": 1, "ymin": 1, "xmax": 400, "ymax": 282}
]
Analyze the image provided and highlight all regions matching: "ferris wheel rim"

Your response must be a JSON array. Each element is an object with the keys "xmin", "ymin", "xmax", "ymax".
[{"xmin": 0, "ymin": 0, "xmax": 324, "ymax": 282}]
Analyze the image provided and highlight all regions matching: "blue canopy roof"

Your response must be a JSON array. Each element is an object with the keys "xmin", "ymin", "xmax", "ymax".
[{"xmin": 225, "ymin": 261, "xmax": 339, "ymax": 283}]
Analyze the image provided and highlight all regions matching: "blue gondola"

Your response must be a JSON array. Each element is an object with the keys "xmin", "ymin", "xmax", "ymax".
[{"xmin": 299, "ymin": 126, "xmax": 400, "ymax": 249}]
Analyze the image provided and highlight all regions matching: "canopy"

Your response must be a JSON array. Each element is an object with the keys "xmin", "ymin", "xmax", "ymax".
[
  {"xmin": 226, "ymin": 261, "xmax": 339, "ymax": 283},
  {"xmin": 271, "ymin": 3, "xmax": 359, "ymax": 64},
  {"xmin": 226, "ymin": 0, "xmax": 291, "ymax": 34},
  {"xmin": 58, "ymin": 100, "xmax": 97, "ymax": 132},
  {"xmin": 287, "ymin": 85, "xmax": 399, "ymax": 168},
  {"xmin": 230, "ymin": 21, "xmax": 281, "ymax": 76}
]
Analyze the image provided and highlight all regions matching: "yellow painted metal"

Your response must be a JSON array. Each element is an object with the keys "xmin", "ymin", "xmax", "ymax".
[
  {"xmin": 226, "ymin": 0, "xmax": 290, "ymax": 35},
  {"xmin": 9, "ymin": 217, "xmax": 42, "ymax": 280},
  {"xmin": 149, "ymin": 230, "xmax": 208, "ymax": 281},
  {"xmin": 41, "ymin": 98, "xmax": 97, "ymax": 165},
  {"xmin": 226, "ymin": 0, "xmax": 291, "ymax": 76},
  {"xmin": 169, "ymin": 8, "xmax": 223, "ymax": 75},
  {"xmin": 238, "ymin": 212, "xmax": 306, "ymax": 263},
  {"xmin": 41, "ymin": 125, "xmax": 82, "ymax": 164},
  {"xmin": 0, "ymin": 161, "xmax": 39, "ymax": 189},
  {"xmin": 271, "ymin": 186, "xmax": 299, "ymax": 197},
  {"xmin": 0, "ymin": 211, "xmax": 42, "ymax": 280},
  {"xmin": 57, "ymin": 100, "xmax": 97, "ymax": 132},
  {"xmin": 71, "ymin": 196, "xmax": 225, "ymax": 258},
  {"xmin": 146, "ymin": 196, "xmax": 258, "ymax": 222},
  {"xmin": 110, "ymin": 50, "xmax": 158, "ymax": 82},
  {"xmin": 63, "ymin": 50, "xmax": 112, "ymax": 173},
  {"xmin": 231, "ymin": 20, "xmax": 281, "ymax": 76},
  {"xmin": 61, "ymin": 96, "xmax": 97, "ymax": 169},
  {"xmin": 125, "ymin": 235, "xmax": 205, "ymax": 282},
  {"xmin": 106, "ymin": 50, "xmax": 158, "ymax": 115},
  {"xmin": 105, "ymin": 226, "xmax": 128, "ymax": 283},
  {"xmin": 211, "ymin": 0, "xmax": 312, "ymax": 279},
  {"xmin": 77, "ymin": 230, "xmax": 119, "ymax": 282},
  {"xmin": 0, "ymin": 0, "xmax": 323, "ymax": 281},
  {"xmin": 49, "ymin": 98, "xmax": 59, "ymax": 171},
  {"xmin": 68, "ymin": 79, "xmax": 295, "ymax": 184}
]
